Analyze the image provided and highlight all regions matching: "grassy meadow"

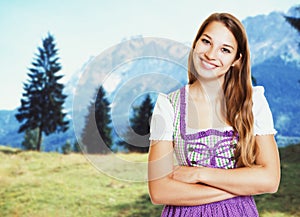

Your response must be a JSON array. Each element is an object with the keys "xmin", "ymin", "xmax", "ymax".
[{"xmin": 0, "ymin": 144, "xmax": 299, "ymax": 217}]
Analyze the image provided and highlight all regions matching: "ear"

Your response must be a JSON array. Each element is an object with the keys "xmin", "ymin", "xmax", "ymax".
[{"xmin": 232, "ymin": 53, "xmax": 242, "ymax": 67}]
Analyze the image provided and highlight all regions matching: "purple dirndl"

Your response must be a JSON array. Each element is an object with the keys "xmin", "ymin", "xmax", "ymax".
[
  {"xmin": 161, "ymin": 196, "xmax": 258, "ymax": 217},
  {"xmin": 161, "ymin": 86, "xmax": 259, "ymax": 217}
]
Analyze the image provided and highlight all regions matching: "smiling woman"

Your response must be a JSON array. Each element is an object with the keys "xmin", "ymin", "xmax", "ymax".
[
  {"xmin": 192, "ymin": 21, "xmax": 240, "ymax": 81},
  {"xmin": 148, "ymin": 12, "xmax": 280, "ymax": 217}
]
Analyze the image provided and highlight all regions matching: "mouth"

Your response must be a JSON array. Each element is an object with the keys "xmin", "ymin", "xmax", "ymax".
[{"xmin": 200, "ymin": 58, "xmax": 218, "ymax": 70}]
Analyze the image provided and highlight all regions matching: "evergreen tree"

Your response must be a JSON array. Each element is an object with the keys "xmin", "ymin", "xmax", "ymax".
[
  {"xmin": 62, "ymin": 140, "xmax": 72, "ymax": 154},
  {"xmin": 284, "ymin": 13, "xmax": 300, "ymax": 33},
  {"xmin": 15, "ymin": 33, "xmax": 69, "ymax": 151},
  {"xmin": 81, "ymin": 86, "xmax": 112, "ymax": 154},
  {"xmin": 284, "ymin": 7, "xmax": 300, "ymax": 48},
  {"xmin": 251, "ymin": 75, "xmax": 257, "ymax": 86},
  {"xmin": 284, "ymin": 8, "xmax": 300, "ymax": 86},
  {"xmin": 73, "ymin": 140, "xmax": 81, "ymax": 153},
  {"xmin": 118, "ymin": 94, "xmax": 154, "ymax": 153},
  {"xmin": 22, "ymin": 128, "xmax": 39, "ymax": 150}
]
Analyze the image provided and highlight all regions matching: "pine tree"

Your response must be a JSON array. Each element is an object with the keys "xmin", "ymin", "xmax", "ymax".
[
  {"xmin": 22, "ymin": 128, "xmax": 39, "ymax": 150},
  {"xmin": 284, "ymin": 12, "xmax": 300, "ymax": 33},
  {"xmin": 118, "ymin": 94, "xmax": 154, "ymax": 153},
  {"xmin": 284, "ymin": 8, "xmax": 300, "ymax": 86},
  {"xmin": 62, "ymin": 140, "xmax": 72, "ymax": 154},
  {"xmin": 284, "ymin": 7, "xmax": 300, "ymax": 48},
  {"xmin": 15, "ymin": 33, "xmax": 69, "ymax": 151},
  {"xmin": 81, "ymin": 86, "xmax": 112, "ymax": 154},
  {"xmin": 73, "ymin": 140, "xmax": 81, "ymax": 153},
  {"xmin": 251, "ymin": 75, "xmax": 257, "ymax": 86}
]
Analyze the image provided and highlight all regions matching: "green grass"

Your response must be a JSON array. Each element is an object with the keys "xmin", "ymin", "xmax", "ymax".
[
  {"xmin": 254, "ymin": 144, "xmax": 300, "ymax": 217},
  {"xmin": 0, "ymin": 144, "xmax": 299, "ymax": 217}
]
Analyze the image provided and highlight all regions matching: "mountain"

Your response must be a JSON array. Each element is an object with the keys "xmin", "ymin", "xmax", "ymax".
[
  {"xmin": 1, "ymin": 5, "xmax": 300, "ymax": 150},
  {"xmin": 244, "ymin": 9, "xmax": 300, "ymax": 66},
  {"xmin": 252, "ymin": 57, "xmax": 300, "ymax": 146},
  {"xmin": 244, "ymin": 6, "xmax": 300, "ymax": 146},
  {"xmin": 71, "ymin": 36, "xmax": 190, "ymax": 145},
  {"xmin": 0, "ymin": 110, "xmax": 23, "ymax": 147}
]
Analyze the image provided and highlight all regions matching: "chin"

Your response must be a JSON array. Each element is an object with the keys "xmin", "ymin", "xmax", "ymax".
[{"xmin": 196, "ymin": 71, "xmax": 226, "ymax": 83}]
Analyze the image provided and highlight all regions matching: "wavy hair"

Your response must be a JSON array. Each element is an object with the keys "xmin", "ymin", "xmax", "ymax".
[{"xmin": 188, "ymin": 13, "xmax": 257, "ymax": 167}]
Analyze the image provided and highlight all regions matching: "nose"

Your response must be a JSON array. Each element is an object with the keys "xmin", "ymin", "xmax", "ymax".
[{"xmin": 205, "ymin": 47, "xmax": 217, "ymax": 60}]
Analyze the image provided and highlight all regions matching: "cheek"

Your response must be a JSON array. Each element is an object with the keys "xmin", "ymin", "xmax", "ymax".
[
  {"xmin": 192, "ymin": 50, "xmax": 200, "ymax": 65},
  {"xmin": 223, "ymin": 56, "xmax": 236, "ymax": 66},
  {"xmin": 194, "ymin": 45, "xmax": 206, "ymax": 55}
]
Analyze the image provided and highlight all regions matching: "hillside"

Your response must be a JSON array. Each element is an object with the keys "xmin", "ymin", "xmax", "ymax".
[{"xmin": 0, "ymin": 144, "xmax": 299, "ymax": 217}]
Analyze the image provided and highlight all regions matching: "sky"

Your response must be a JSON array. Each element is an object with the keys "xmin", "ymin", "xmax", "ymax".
[{"xmin": 1, "ymin": 0, "xmax": 299, "ymax": 110}]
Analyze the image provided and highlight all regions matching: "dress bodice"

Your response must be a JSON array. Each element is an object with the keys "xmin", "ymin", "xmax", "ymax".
[{"xmin": 168, "ymin": 86, "xmax": 238, "ymax": 169}]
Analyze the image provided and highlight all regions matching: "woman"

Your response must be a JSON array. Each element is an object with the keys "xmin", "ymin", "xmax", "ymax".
[{"xmin": 148, "ymin": 13, "xmax": 280, "ymax": 216}]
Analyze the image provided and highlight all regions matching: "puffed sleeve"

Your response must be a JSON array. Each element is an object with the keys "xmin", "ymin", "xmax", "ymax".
[
  {"xmin": 252, "ymin": 86, "xmax": 277, "ymax": 135},
  {"xmin": 149, "ymin": 93, "xmax": 174, "ymax": 141}
]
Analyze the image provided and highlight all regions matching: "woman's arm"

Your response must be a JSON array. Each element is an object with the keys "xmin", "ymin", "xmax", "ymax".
[
  {"xmin": 148, "ymin": 140, "xmax": 236, "ymax": 206},
  {"xmin": 173, "ymin": 135, "xmax": 281, "ymax": 196}
]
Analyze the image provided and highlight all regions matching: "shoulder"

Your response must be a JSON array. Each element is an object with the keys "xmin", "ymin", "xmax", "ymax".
[
  {"xmin": 166, "ymin": 85, "xmax": 186, "ymax": 106},
  {"xmin": 252, "ymin": 86, "xmax": 267, "ymax": 114},
  {"xmin": 154, "ymin": 85, "xmax": 186, "ymax": 113},
  {"xmin": 150, "ymin": 91, "xmax": 177, "ymax": 141},
  {"xmin": 252, "ymin": 86, "xmax": 277, "ymax": 135},
  {"xmin": 252, "ymin": 85, "xmax": 265, "ymax": 100},
  {"xmin": 167, "ymin": 86, "xmax": 184, "ymax": 98},
  {"xmin": 155, "ymin": 92, "xmax": 171, "ymax": 108}
]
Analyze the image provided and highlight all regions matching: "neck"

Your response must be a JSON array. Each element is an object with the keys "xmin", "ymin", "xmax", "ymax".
[{"xmin": 192, "ymin": 77, "xmax": 224, "ymax": 101}]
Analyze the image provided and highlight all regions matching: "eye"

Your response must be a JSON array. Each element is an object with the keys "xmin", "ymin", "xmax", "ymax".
[
  {"xmin": 201, "ymin": 38, "xmax": 210, "ymax": 44},
  {"xmin": 221, "ymin": 48, "xmax": 231, "ymax": 54}
]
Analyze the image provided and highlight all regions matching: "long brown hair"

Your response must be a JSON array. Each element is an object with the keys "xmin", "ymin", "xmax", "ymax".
[{"xmin": 188, "ymin": 13, "xmax": 257, "ymax": 167}]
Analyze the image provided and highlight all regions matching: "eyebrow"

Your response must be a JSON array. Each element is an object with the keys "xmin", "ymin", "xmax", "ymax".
[{"xmin": 202, "ymin": 33, "xmax": 235, "ymax": 50}]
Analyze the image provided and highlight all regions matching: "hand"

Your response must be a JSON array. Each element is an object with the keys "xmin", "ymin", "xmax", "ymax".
[{"xmin": 172, "ymin": 166, "xmax": 202, "ymax": 184}]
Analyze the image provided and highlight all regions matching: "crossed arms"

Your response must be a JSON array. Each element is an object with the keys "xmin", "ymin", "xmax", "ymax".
[{"xmin": 148, "ymin": 135, "xmax": 280, "ymax": 206}]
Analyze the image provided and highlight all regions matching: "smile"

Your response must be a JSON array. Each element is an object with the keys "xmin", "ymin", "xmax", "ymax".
[{"xmin": 200, "ymin": 58, "xmax": 218, "ymax": 70}]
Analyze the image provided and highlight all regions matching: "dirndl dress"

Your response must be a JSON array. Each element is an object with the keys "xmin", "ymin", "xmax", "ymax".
[{"xmin": 160, "ymin": 86, "xmax": 259, "ymax": 217}]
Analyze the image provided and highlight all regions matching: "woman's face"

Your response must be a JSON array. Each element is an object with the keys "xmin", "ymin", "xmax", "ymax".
[{"xmin": 192, "ymin": 21, "xmax": 239, "ymax": 82}]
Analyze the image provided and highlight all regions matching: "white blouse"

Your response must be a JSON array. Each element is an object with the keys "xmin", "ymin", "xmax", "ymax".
[{"xmin": 149, "ymin": 86, "xmax": 277, "ymax": 141}]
